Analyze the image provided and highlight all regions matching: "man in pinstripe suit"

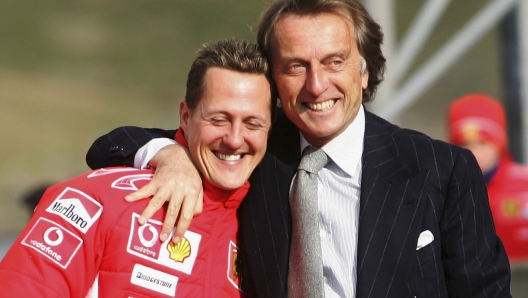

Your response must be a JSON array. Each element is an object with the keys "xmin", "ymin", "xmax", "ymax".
[{"xmin": 86, "ymin": 0, "xmax": 511, "ymax": 296}]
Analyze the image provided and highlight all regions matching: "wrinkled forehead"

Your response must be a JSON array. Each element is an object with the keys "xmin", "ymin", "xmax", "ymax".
[
  {"xmin": 272, "ymin": 13, "xmax": 358, "ymax": 62},
  {"xmin": 270, "ymin": 10, "xmax": 357, "ymax": 54}
]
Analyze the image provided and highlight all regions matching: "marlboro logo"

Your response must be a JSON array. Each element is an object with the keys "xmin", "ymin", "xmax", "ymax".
[{"xmin": 45, "ymin": 187, "xmax": 103, "ymax": 234}]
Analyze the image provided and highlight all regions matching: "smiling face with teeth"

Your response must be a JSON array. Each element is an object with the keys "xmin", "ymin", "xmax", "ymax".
[
  {"xmin": 179, "ymin": 67, "xmax": 272, "ymax": 190},
  {"xmin": 270, "ymin": 11, "xmax": 369, "ymax": 147}
]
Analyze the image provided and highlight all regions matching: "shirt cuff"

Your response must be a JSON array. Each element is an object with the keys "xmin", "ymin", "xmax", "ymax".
[{"xmin": 134, "ymin": 138, "xmax": 178, "ymax": 169}]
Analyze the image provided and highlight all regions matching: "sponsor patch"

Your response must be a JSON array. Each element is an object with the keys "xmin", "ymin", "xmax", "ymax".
[
  {"xmin": 45, "ymin": 187, "xmax": 103, "ymax": 233},
  {"xmin": 111, "ymin": 174, "xmax": 154, "ymax": 191},
  {"xmin": 130, "ymin": 264, "xmax": 178, "ymax": 297},
  {"xmin": 227, "ymin": 240, "xmax": 243, "ymax": 292},
  {"xmin": 127, "ymin": 213, "xmax": 201, "ymax": 275},
  {"xmin": 22, "ymin": 217, "xmax": 83, "ymax": 269},
  {"xmin": 87, "ymin": 168, "xmax": 140, "ymax": 178}
]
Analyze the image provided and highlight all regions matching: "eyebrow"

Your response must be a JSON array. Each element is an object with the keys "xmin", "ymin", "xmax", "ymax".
[{"xmin": 277, "ymin": 47, "xmax": 352, "ymax": 63}]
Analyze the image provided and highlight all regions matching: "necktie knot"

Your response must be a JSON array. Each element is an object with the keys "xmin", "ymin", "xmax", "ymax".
[{"xmin": 298, "ymin": 146, "xmax": 327, "ymax": 174}]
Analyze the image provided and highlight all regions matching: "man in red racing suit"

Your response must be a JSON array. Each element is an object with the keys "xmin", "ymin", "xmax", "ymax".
[
  {"xmin": 0, "ymin": 164, "xmax": 248, "ymax": 297},
  {"xmin": 0, "ymin": 159, "xmax": 249, "ymax": 297},
  {"xmin": 0, "ymin": 38, "xmax": 273, "ymax": 297}
]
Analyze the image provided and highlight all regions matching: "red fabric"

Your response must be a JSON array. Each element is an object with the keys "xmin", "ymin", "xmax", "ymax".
[
  {"xmin": 447, "ymin": 93, "xmax": 507, "ymax": 154},
  {"xmin": 175, "ymin": 127, "xmax": 187, "ymax": 147},
  {"xmin": 0, "ymin": 166, "xmax": 249, "ymax": 297},
  {"xmin": 486, "ymin": 157, "xmax": 528, "ymax": 262}
]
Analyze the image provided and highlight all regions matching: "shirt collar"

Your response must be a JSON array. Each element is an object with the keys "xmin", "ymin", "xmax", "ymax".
[{"xmin": 300, "ymin": 105, "xmax": 365, "ymax": 177}]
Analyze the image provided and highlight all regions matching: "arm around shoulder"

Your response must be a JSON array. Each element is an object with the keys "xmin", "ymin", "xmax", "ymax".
[{"xmin": 86, "ymin": 126, "xmax": 175, "ymax": 169}]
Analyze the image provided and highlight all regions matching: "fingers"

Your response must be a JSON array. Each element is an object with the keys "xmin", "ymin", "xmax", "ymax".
[
  {"xmin": 138, "ymin": 189, "xmax": 170, "ymax": 226},
  {"xmin": 170, "ymin": 188, "xmax": 203, "ymax": 243},
  {"xmin": 159, "ymin": 192, "xmax": 183, "ymax": 242},
  {"xmin": 129, "ymin": 144, "xmax": 204, "ymax": 243},
  {"xmin": 125, "ymin": 183, "xmax": 156, "ymax": 203},
  {"xmin": 170, "ymin": 199, "xmax": 193, "ymax": 243},
  {"xmin": 194, "ymin": 188, "xmax": 204, "ymax": 215}
]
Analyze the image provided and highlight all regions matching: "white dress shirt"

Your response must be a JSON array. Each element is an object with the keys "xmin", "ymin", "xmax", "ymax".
[
  {"xmin": 134, "ymin": 138, "xmax": 177, "ymax": 169},
  {"xmin": 299, "ymin": 105, "xmax": 364, "ymax": 298}
]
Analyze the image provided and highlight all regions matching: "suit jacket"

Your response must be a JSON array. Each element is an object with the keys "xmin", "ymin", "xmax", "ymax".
[{"xmin": 86, "ymin": 108, "xmax": 511, "ymax": 298}]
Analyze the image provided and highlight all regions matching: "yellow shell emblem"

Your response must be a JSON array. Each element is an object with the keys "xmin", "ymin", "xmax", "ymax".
[{"xmin": 167, "ymin": 238, "xmax": 191, "ymax": 263}]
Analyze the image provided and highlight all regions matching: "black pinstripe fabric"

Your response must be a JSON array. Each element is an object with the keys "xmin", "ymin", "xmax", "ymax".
[{"xmin": 85, "ymin": 126, "xmax": 176, "ymax": 169}]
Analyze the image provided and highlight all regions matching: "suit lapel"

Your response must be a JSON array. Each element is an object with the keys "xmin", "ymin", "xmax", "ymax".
[{"xmin": 355, "ymin": 111, "xmax": 428, "ymax": 298}]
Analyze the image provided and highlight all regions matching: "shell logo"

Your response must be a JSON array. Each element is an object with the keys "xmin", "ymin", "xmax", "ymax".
[{"xmin": 167, "ymin": 238, "xmax": 191, "ymax": 263}]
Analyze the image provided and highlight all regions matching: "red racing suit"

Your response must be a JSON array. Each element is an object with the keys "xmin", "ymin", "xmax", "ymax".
[
  {"xmin": 487, "ymin": 156, "xmax": 528, "ymax": 263},
  {"xmin": 0, "ymin": 166, "xmax": 248, "ymax": 297}
]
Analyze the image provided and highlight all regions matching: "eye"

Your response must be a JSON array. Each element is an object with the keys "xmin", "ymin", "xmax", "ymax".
[
  {"xmin": 246, "ymin": 121, "xmax": 264, "ymax": 130},
  {"xmin": 210, "ymin": 118, "xmax": 229, "ymax": 126},
  {"xmin": 285, "ymin": 63, "xmax": 305, "ymax": 75},
  {"xmin": 326, "ymin": 59, "xmax": 345, "ymax": 71}
]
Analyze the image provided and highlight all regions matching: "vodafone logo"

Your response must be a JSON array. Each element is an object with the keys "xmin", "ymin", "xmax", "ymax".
[
  {"xmin": 128, "ymin": 214, "xmax": 162, "ymax": 259},
  {"xmin": 44, "ymin": 227, "xmax": 64, "ymax": 246},
  {"xmin": 138, "ymin": 224, "xmax": 158, "ymax": 248},
  {"xmin": 22, "ymin": 218, "xmax": 83, "ymax": 269},
  {"xmin": 45, "ymin": 187, "xmax": 103, "ymax": 233}
]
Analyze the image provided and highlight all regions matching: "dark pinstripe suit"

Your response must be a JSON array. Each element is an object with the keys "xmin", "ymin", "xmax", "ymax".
[{"xmin": 86, "ymin": 108, "xmax": 511, "ymax": 298}]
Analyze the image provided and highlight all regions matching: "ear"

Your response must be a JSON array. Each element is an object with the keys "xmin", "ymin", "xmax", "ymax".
[
  {"xmin": 361, "ymin": 70, "xmax": 369, "ymax": 90},
  {"xmin": 179, "ymin": 100, "xmax": 190, "ymax": 131}
]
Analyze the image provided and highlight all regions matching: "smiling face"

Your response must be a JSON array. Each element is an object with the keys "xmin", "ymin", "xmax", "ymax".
[
  {"xmin": 270, "ymin": 12, "xmax": 368, "ymax": 147},
  {"xmin": 180, "ymin": 67, "xmax": 272, "ymax": 190}
]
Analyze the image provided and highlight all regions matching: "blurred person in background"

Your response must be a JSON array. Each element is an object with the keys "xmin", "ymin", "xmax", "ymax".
[
  {"xmin": 0, "ymin": 39, "xmax": 274, "ymax": 297},
  {"xmin": 448, "ymin": 93, "xmax": 528, "ymax": 263},
  {"xmin": 21, "ymin": 184, "xmax": 50, "ymax": 215}
]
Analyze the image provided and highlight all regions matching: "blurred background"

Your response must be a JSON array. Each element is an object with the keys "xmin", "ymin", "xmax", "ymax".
[
  {"xmin": 1, "ymin": 0, "xmax": 527, "ymax": 294},
  {"xmin": 0, "ymin": 0, "xmax": 267, "ymax": 232}
]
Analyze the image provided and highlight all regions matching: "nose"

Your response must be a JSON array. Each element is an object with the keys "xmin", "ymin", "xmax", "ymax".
[
  {"xmin": 304, "ymin": 65, "xmax": 328, "ymax": 97},
  {"xmin": 223, "ymin": 123, "xmax": 244, "ymax": 149}
]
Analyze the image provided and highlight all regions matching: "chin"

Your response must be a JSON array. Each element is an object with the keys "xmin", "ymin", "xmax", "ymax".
[{"xmin": 211, "ymin": 179, "xmax": 245, "ymax": 191}]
